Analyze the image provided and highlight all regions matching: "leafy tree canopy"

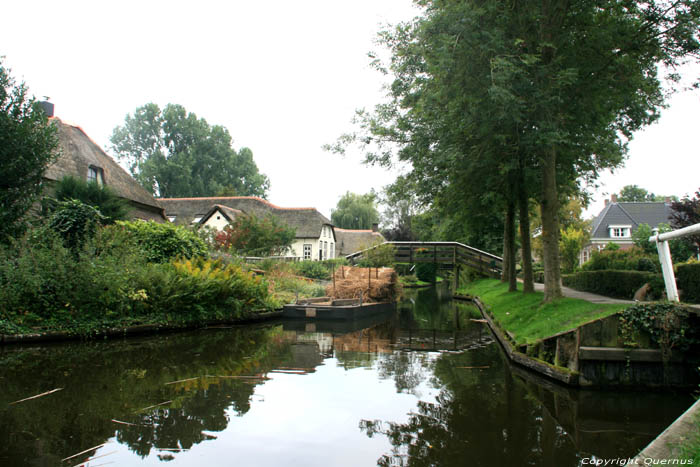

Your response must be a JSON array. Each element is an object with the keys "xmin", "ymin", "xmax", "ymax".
[
  {"xmin": 110, "ymin": 103, "xmax": 269, "ymax": 198},
  {"xmin": 0, "ymin": 58, "xmax": 59, "ymax": 242},
  {"xmin": 331, "ymin": 191, "xmax": 380, "ymax": 230},
  {"xmin": 618, "ymin": 185, "xmax": 677, "ymax": 203}
]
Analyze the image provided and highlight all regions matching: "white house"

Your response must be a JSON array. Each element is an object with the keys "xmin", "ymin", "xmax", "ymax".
[{"xmin": 157, "ymin": 196, "xmax": 336, "ymax": 260}]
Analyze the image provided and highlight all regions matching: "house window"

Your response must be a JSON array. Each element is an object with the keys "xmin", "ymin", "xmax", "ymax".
[
  {"xmin": 192, "ymin": 216, "xmax": 203, "ymax": 224},
  {"xmin": 167, "ymin": 216, "xmax": 176, "ymax": 223},
  {"xmin": 330, "ymin": 243, "xmax": 335, "ymax": 259},
  {"xmin": 303, "ymin": 244, "xmax": 312, "ymax": 260},
  {"xmin": 609, "ymin": 226, "xmax": 631, "ymax": 238},
  {"xmin": 87, "ymin": 166, "xmax": 104, "ymax": 185},
  {"xmin": 323, "ymin": 241, "xmax": 328, "ymax": 260}
]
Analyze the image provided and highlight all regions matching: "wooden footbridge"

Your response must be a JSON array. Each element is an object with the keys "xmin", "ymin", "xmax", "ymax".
[{"xmin": 345, "ymin": 241, "xmax": 503, "ymax": 282}]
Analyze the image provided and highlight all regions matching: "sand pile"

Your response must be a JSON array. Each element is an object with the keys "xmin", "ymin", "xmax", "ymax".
[{"xmin": 326, "ymin": 266, "xmax": 401, "ymax": 303}]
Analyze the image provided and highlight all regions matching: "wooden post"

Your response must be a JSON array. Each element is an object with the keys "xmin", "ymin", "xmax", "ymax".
[{"xmin": 332, "ymin": 262, "xmax": 336, "ymax": 295}]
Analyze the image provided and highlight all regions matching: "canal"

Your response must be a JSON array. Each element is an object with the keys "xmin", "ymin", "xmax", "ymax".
[{"xmin": 0, "ymin": 286, "xmax": 693, "ymax": 466}]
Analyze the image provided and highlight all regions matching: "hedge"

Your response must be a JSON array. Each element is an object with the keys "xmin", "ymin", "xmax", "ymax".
[
  {"xmin": 676, "ymin": 262, "xmax": 700, "ymax": 304},
  {"xmin": 562, "ymin": 270, "xmax": 661, "ymax": 300}
]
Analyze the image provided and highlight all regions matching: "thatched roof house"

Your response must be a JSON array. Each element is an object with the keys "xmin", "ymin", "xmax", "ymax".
[
  {"xmin": 44, "ymin": 116, "xmax": 166, "ymax": 222},
  {"xmin": 158, "ymin": 196, "xmax": 336, "ymax": 260},
  {"xmin": 335, "ymin": 226, "xmax": 385, "ymax": 257}
]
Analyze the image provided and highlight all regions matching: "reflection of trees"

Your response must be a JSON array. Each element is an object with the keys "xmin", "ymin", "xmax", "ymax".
[
  {"xmin": 361, "ymin": 347, "xmax": 581, "ymax": 467},
  {"xmin": 375, "ymin": 351, "xmax": 434, "ymax": 395},
  {"xmin": 0, "ymin": 326, "xmax": 296, "ymax": 465}
]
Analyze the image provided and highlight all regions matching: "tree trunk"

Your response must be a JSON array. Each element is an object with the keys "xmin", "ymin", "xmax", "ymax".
[
  {"xmin": 518, "ymin": 189, "xmax": 535, "ymax": 293},
  {"xmin": 540, "ymin": 146, "xmax": 563, "ymax": 301},
  {"xmin": 503, "ymin": 200, "xmax": 517, "ymax": 292}
]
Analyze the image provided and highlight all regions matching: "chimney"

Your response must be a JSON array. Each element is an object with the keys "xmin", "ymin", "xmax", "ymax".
[
  {"xmin": 371, "ymin": 223, "xmax": 379, "ymax": 233},
  {"xmin": 610, "ymin": 194, "xmax": 618, "ymax": 203},
  {"xmin": 37, "ymin": 101, "xmax": 54, "ymax": 117}
]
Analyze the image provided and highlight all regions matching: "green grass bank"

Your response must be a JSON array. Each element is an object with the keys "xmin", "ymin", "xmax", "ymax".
[{"xmin": 456, "ymin": 279, "xmax": 628, "ymax": 345}]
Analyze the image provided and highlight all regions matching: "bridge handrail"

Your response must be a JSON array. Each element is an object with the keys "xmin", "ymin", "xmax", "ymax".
[{"xmin": 345, "ymin": 241, "xmax": 502, "ymax": 264}]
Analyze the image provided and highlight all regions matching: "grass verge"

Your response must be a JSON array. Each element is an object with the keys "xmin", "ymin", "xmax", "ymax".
[
  {"xmin": 677, "ymin": 406, "xmax": 700, "ymax": 462},
  {"xmin": 457, "ymin": 278, "xmax": 628, "ymax": 346}
]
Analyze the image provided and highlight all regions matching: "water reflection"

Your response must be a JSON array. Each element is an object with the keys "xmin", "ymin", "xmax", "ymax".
[{"xmin": 0, "ymin": 286, "xmax": 692, "ymax": 466}]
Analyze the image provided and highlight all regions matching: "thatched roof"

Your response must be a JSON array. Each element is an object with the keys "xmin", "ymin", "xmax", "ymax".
[
  {"xmin": 45, "ymin": 118, "xmax": 165, "ymax": 220},
  {"xmin": 158, "ymin": 196, "xmax": 332, "ymax": 238},
  {"xmin": 335, "ymin": 228, "xmax": 385, "ymax": 257}
]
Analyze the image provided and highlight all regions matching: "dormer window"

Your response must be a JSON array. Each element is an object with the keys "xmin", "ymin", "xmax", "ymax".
[
  {"xmin": 609, "ymin": 225, "xmax": 631, "ymax": 238},
  {"xmin": 87, "ymin": 166, "xmax": 104, "ymax": 186}
]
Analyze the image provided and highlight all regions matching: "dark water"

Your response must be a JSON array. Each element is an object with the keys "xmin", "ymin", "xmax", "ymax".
[{"xmin": 0, "ymin": 286, "xmax": 693, "ymax": 467}]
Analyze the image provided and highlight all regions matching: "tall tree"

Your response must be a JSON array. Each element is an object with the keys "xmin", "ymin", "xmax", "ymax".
[
  {"xmin": 670, "ymin": 189, "xmax": 700, "ymax": 254},
  {"xmin": 331, "ymin": 191, "xmax": 380, "ymax": 230},
  {"xmin": 329, "ymin": 0, "xmax": 700, "ymax": 302},
  {"xmin": 110, "ymin": 103, "xmax": 269, "ymax": 198},
  {"xmin": 0, "ymin": 59, "xmax": 59, "ymax": 241}
]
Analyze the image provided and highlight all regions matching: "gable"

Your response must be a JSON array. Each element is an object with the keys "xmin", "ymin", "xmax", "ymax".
[
  {"xmin": 44, "ymin": 118, "xmax": 165, "ymax": 219},
  {"xmin": 591, "ymin": 202, "xmax": 672, "ymax": 238}
]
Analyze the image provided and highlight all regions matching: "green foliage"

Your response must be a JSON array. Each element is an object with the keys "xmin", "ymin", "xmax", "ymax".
[
  {"xmin": 581, "ymin": 246, "xmax": 660, "ymax": 273},
  {"xmin": 633, "ymin": 223, "xmax": 696, "ymax": 263},
  {"xmin": 356, "ymin": 242, "xmax": 396, "ymax": 268},
  {"xmin": 676, "ymin": 261, "xmax": 700, "ymax": 304},
  {"xmin": 51, "ymin": 175, "xmax": 129, "ymax": 223},
  {"xmin": 415, "ymin": 263, "xmax": 437, "ymax": 283},
  {"xmin": 112, "ymin": 220, "xmax": 208, "ymax": 263},
  {"xmin": 0, "ymin": 59, "xmax": 59, "ymax": 241},
  {"xmin": 289, "ymin": 260, "xmax": 347, "ymax": 281},
  {"xmin": 562, "ymin": 270, "xmax": 661, "ymax": 300},
  {"xmin": 619, "ymin": 303, "xmax": 700, "ymax": 358},
  {"xmin": 48, "ymin": 199, "xmax": 105, "ymax": 252},
  {"xmin": 214, "ymin": 213, "xmax": 295, "ymax": 257},
  {"xmin": 559, "ymin": 226, "xmax": 589, "ymax": 274},
  {"xmin": 110, "ymin": 103, "xmax": 269, "ymax": 198},
  {"xmin": 331, "ymin": 191, "xmax": 380, "ymax": 230},
  {"xmin": 0, "ymin": 226, "xmax": 275, "ymax": 335}
]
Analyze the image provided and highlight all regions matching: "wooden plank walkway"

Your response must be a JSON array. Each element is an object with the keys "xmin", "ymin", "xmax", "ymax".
[{"xmin": 346, "ymin": 241, "xmax": 503, "ymax": 278}]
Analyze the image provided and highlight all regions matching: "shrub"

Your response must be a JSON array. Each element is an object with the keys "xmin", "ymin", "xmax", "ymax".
[
  {"xmin": 676, "ymin": 261, "xmax": 700, "ymax": 304},
  {"xmin": 356, "ymin": 243, "xmax": 396, "ymax": 268},
  {"xmin": 415, "ymin": 262, "xmax": 437, "ymax": 283},
  {"xmin": 112, "ymin": 220, "xmax": 208, "ymax": 263},
  {"xmin": 214, "ymin": 213, "xmax": 295, "ymax": 256},
  {"xmin": 51, "ymin": 175, "xmax": 129, "ymax": 223},
  {"xmin": 581, "ymin": 246, "xmax": 660, "ymax": 273},
  {"xmin": 48, "ymin": 199, "xmax": 105, "ymax": 252},
  {"xmin": 562, "ymin": 270, "xmax": 660, "ymax": 300},
  {"xmin": 292, "ymin": 261, "xmax": 331, "ymax": 280}
]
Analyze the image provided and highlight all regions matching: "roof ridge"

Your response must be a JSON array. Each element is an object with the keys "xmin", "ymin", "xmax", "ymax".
[
  {"xmin": 335, "ymin": 228, "xmax": 379, "ymax": 233},
  {"xmin": 157, "ymin": 196, "xmax": 317, "ymax": 211}
]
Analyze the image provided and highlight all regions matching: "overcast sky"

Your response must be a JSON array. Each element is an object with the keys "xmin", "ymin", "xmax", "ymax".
[{"xmin": 3, "ymin": 1, "xmax": 699, "ymax": 221}]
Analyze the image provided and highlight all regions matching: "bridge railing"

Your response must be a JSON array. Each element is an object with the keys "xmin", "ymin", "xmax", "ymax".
[{"xmin": 346, "ymin": 241, "xmax": 503, "ymax": 276}]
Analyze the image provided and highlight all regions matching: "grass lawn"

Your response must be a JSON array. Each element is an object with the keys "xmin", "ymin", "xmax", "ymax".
[
  {"xmin": 678, "ymin": 408, "xmax": 700, "ymax": 463},
  {"xmin": 457, "ymin": 278, "xmax": 629, "ymax": 345}
]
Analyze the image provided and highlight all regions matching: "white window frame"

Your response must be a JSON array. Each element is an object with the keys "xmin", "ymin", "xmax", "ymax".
[
  {"xmin": 609, "ymin": 225, "xmax": 631, "ymax": 238},
  {"xmin": 303, "ymin": 244, "xmax": 312, "ymax": 260},
  {"xmin": 330, "ymin": 243, "xmax": 335, "ymax": 259}
]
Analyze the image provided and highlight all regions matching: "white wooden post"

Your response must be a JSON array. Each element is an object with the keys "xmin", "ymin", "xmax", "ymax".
[
  {"xmin": 655, "ymin": 236, "xmax": 679, "ymax": 302},
  {"xmin": 649, "ymin": 223, "xmax": 700, "ymax": 303}
]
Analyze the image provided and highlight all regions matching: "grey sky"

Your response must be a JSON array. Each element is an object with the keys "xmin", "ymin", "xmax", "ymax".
[{"xmin": 3, "ymin": 0, "xmax": 698, "ymax": 221}]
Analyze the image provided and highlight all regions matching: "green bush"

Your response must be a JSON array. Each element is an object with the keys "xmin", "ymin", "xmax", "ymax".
[
  {"xmin": 112, "ymin": 220, "xmax": 208, "ymax": 263},
  {"xmin": 48, "ymin": 199, "xmax": 104, "ymax": 252},
  {"xmin": 292, "ymin": 261, "xmax": 331, "ymax": 280},
  {"xmin": 676, "ymin": 262, "xmax": 700, "ymax": 304},
  {"xmin": 415, "ymin": 262, "xmax": 437, "ymax": 283},
  {"xmin": 562, "ymin": 270, "xmax": 660, "ymax": 300},
  {"xmin": 581, "ymin": 246, "xmax": 660, "ymax": 272},
  {"xmin": 51, "ymin": 175, "xmax": 129, "ymax": 223}
]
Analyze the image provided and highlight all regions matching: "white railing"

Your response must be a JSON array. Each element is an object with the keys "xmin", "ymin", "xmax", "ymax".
[{"xmin": 649, "ymin": 223, "xmax": 700, "ymax": 302}]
